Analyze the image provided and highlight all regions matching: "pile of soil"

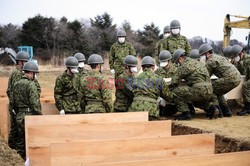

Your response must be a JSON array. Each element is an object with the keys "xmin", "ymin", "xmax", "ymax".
[{"xmin": 0, "ymin": 136, "xmax": 23, "ymax": 166}]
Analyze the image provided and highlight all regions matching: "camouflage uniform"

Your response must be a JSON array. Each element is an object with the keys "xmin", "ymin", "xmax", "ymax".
[
  {"xmin": 154, "ymin": 39, "xmax": 164, "ymax": 64},
  {"xmin": 6, "ymin": 67, "xmax": 23, "ymax": 149},
  {"xmin": 206, "ymin": 54, "xmax": 241, "ymax": 106},
  {"xmin": 13, "ymin": 76, "xmax": 42, "ymax": 159},
  {"xmin": 114, "ymin": 71, "xmax": 134, "ymax": 112},
  {"xmin": 54, "ymin": 71, "xmax": 82, "ymax": 114},
  {"xmin": 232, "ymin": 60, "xmax": 244, "ymax": 75},
  {"xmin": 81, "ymin": 70, "xmax": 113, "ymax": 113},
  {"xmin": 161, "ymin": 34, "xmax": 191, "ymax": 56},
  {"xmin": 77, "ymin": 68, "xmax": 88, "ymax": 111},
  {"xmin": 154, "ymin": 62, "xmax": 177, "ymax": 78},
  {"xmin": 242, "ymin": 55, "xmax": 250, "ymax": 104},
  {"xmin": 128, "ymin": 68, "xmax": 172, "ymax": 117},
  {"xmin": 171, "ymin": 57, "xmax": 213, "ymax": 113},
  {"xmin": 109, "ymin": 41, "xmax": 136, "ymax": 78}
]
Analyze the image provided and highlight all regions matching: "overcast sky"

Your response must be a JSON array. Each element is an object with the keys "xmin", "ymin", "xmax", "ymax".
[{"xmin": 0, "ymin": 0, "xmax": 249, "ymax": 44}]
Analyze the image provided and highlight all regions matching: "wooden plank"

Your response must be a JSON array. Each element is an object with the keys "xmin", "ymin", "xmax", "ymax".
[
  {"xmin": 84, "ymin": 151, "xmax": 250, "ymax": 166},
  {"xmin": 28, "ymin": 120, "xmax": 169, "ymax": 166},
  {"xmin": 0, "ymin": 98, "xmax": 9, "ymax": 142},
  {"xmin": 50, "ymin": 133, "xmax": 215, "ymax": 166},
  {"xmin": 226, "ymin": 75, "xmax": 246, "ymax": 99},
  {"xmin": 25, "ymin": 112, "xmax": 149, "ymax": 158}
]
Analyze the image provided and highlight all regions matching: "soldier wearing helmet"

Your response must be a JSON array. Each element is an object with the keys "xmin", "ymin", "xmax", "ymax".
[
  {"xmin": 129, "ymin": 56, "xmax": 172, "ymax": 118},
  {"xmin": 114, "ymin": 55, "xmax": 138, "ymax": 112},
  {"xmin": 12, "ymin": 61, "xmax": 42, "ymax": 159},
  {"xmin": 230, "ymin": 45, "xmax": 250, "ymax": 116},
  {"xmin": 6, "ymin": 51, "xmax": 30, "ymax": 150},
  {"xmin": 109, "ymin": 30, "xmax": 136, "ymax": 79},
  {"xmin": 171, "ymin": 49, "xmax": 215, "ymax": 120},
  {"xmin": 54, "ymin": 56, "xmax": 82, "ymax": 115},
  {"xmin": 80, "ymin": 54, "xmax": 113, "ymax": 113},
  {"xmin": 199, "ymin": 43, "xmax": 241, "ymax": 117},
  {"xmin": 161, "ymin": 20, "xmax": 191, "ymax": 56},
  {"xmin": 190, "ymin": 49, "xmax": 200, "ymax": 60},
  {"xmin": 74, "ymin": 52, "xmax": 88, "ymax": 77},
  {"xmin": 230, "ymin": 45, "xmax": 245, "ymax": 75},
  {"xmin": 154, "ymin": 26, "xmax": 171, "ymax": 63}
]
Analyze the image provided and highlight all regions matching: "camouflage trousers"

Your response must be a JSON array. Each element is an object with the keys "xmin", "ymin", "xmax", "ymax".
[
  {"xmin": 172, "ymin": 84, "xmax": 213, "ymax": 113},
  {"xmin": 129, "ymin": 100, "xmax": 159, "ymax": 117},
  {"xmin": 212, "ymin": 78, "xmax": 240, "ymax": 106},
  {"xmin": 8, "ymin": 104, "xmax": 18, "ymax": 150},
  {"xmin": 114, "ymin": 98, "xmax": 132, "ymax": 112},
  {"xmin": 85, "ymin": 102, "xmax": 107, "ymax": 114},
  {"xmin": 243, "ymin": 80, "xmax": 250, "ymax": 103}
]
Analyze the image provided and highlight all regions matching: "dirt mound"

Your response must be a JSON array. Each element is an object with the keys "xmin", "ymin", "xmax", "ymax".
[{"xmin": 0, "ymin": 136, "xmax": 23, "ymax": 166}]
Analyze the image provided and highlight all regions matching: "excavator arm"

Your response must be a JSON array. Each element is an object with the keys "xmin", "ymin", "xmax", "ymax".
[
  {"xmin": 0, "ymin": 47, "xmax": 17, "ymax": 64},
  {"xmin": 223, "ymin": 14, "xmax": 250, "ymax": 48}
]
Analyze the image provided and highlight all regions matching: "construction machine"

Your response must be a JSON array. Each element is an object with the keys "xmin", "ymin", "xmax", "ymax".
[
  {"xmin": 223, "ymin": 14, "xmax": 250, "ymax": 53},
  {"xmin": 0, "ymin": 47, "xmax": 17, "ymax": 64}
]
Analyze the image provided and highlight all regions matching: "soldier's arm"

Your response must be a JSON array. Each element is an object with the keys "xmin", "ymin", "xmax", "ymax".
[
  {"xmin": 205, "ymin": 61, "xmax": 214, "ymax": 76},
  {"xmin": 171, "ymin": 66, "xmax": 189, "ymax": 86},
  {"xmin": 129, "ymin": 43, "xmax": 136, "ymax": 56},
  {"xmin": 101, "ymin": 79, "xmax": 113, "ymax": 112},
  {"xmin": 54, "ymin": 76, "xmax": 64, "ymax": 111},
  {"xmin": 160, "ymin": 79, "xmax": 173, "ymax": 103},
  {"xmin": 6, "ymin": 73, "xmax": 13, "ymax": 99},
  {"xmin": 29, "ymin": 82, "xmax": 42, "ymax": 115},
  {"xmin": 185, "ymin": 37, "xmax": 191, "ymax": 56},
  {"xmin": 109, "ymin": 46, "xmax": 115, "ymax": 69},
  {"xmin": 160, "ymin": 38, "xmax": 168, "ymax": 52}
]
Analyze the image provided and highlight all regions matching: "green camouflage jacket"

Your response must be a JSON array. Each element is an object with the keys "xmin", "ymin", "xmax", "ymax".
[{"xmin": 154, "ymin": 62, "xmax": 177, "ymax": 78}]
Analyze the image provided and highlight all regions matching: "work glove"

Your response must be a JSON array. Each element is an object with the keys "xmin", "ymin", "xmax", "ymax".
[
  {"xmin": 60, "ymin": 110, "xmax": 65, "ymax": 115},
  {"xmin": 110, "ymin": 69, "xmax": 115, "ymax": 74},
  {"xmin": 157, "ymin": 97, "xmax": 167, "ymax": 107}
]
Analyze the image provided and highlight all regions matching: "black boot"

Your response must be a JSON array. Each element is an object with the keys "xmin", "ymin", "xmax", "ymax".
[
  {"xmin": 219, "ymin": 104, "xmax": 232, "ymax": 117},
  {"xmin": 237, "ymin": 103, "xmax": 250, "ymax": 116},
  {"xmin": 208, "ymin": 105, "xmax": 219, "ymax": 119},
  {"xmin": 216, "ymin": 105, "xmax": 223, "ymax": 118},
  {"xmin": 174, "ymin": 111, "xmax": 191, "ymax": 120},
  {"xmin": 188, "ymin": 103, "xmax": 196, "ymax": 115}
]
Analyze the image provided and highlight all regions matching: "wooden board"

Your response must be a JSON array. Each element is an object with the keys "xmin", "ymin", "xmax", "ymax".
[
  {"xmin": 50, "ymin": 133, "xmax": 215, "ymax": 166},
  {"xmin": 28, "ymin": 120, "xmax": 170, "ymax": 166},
  {"xmin": 226, "ymin": 75, "xmax": 246, "ymax": 99},
  {"xmin": 0, "ymin": 98, "xmax": 9, "ymax": 142},
  {"xmin": 84, "ymin": 151, "xmax": 250, "ymax": 166}
]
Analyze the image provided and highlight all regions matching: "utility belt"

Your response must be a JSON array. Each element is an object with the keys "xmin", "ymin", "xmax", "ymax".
[
  {"xmin": 133, "ymin": 96, "xmax": 157, "ymax": 103},
  {"xmin": 86, "ymin": 100, "xmax": 103, "ymax": 105},
  {"xmin": 63, "ymin": 94, "xmax": 78, "ymax": 100},
  {"xmin": 17, "ymin": 107, "xmax": 32, "ymax": 113},
  {"xmin": 116, "ymin": 98, "xmax": 128, "ymax": 103},
  {"xmin": 192, "ymin": 82, "xmax": 211, "ymax": 87}
]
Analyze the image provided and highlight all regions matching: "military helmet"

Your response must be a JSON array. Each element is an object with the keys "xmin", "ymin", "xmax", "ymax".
[
  {"xmin": 141, "ymin": 56, "xmax": 155, "ymax": 66},
  {"xmin": 159, "ymin": 50, "xmax": 172, "ymax": 62},
  {"xmin": 231, "ymin": 45, "xmax": 243, "ymax": 58},
  {"xmin": 123, "ymin": 55, "xmax": 138, "ymax": 66},
  {"xmin": 170, "ymin": 20, "xmax": 181, "ymax": 29},
  {"xmin": 117, "ymin": 30, "xmax": 126, "ymax": 37},
  {"xmin": 199, "ymin": 44, "xmax": 213, "ymax": 55},
  {"xmin": 65, "ymin": 56, "xmax": 79, "ymax": 68},
  {"xmin": 88, "ymin": 54, "xmax": 104, "ymax": 65},
  {"xmin": 173, "ymin": 49, "xmax": 186, "ymax": 63},
  {"xmin": 23, "ymin": 61, "xmax": 39, "ymax": 73},
  {"xmin": 74, "ymin": 52, "xmax": 86, "ymax": 62},
  {"xmin": 16, "ymin": 51, "xmax": 30, "ymax": 61},
  {"xmin": 223, "ymin": 46, "xmax": 232, "ymax": 58},
  {"xmin": 163, "ymin": 26, "xmax": 171, "ymax": 33},
  {"xmin": 190, "ymin": 49, "xmax": 200, "ymax": 59}
]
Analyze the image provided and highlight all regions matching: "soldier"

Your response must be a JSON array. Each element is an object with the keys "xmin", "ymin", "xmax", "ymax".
[
  {"xmin": 190, "ymin": 49, "xmax": 200, "ymax": 61},
  {"xmin": 54, "ymin": 56, "xmax": 82, "ymax": 114},
  {"xmin": 171, "ymin": 49, "xmax": 215, "ymax": 120},
  {"xmin": 74, "ymin": 52, "xmax": 88, "ymax": 77},
  {"xmin": 155, "ymin": 50, "xmax": 177, "ymax": 78},
  {"xmin": 230, "ymin": 45, "xmax": 244, "ymax": 75},
  {"xmin": 12, "ymin": 61, "xmax": 41, "ymax": 159},
  {"xmin": 114, "ymin": 55, "xmax": 138, "ymax": 112},
  {"xmin": 231, "ymin": 45, "xmax": 250, "ymax": 116},
  {"xmin": 128, "ymin": 56, "xmax": 172, "ymax": 117},
  {"xmin": 109, "ymin": 30, "xmax": 136, "ymax": 78},
  {"xmin": 154, "ymin": 26, "xmax": 171, "ymax": 63},
  {"xmin": 81, "ymin": 54, "xmax": 113, "ymax": 113},
  {"xmin": 6, "ymin": 51, "xmax": 29, "ymax": 150},
  {"xmin": 199, "ymin": 44, "xmax": 241, "ymax": 117},
  {"xmin": 222, "ymin": 46, "xmax": 233, "ymax": 62},
  {"xmin": 161, "ymin": 20, "xmax": 191, "ymax": 56}
]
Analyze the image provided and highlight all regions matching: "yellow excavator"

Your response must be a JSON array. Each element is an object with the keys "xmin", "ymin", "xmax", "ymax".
[{"xmin": 223, "ymin": 14, "xmax": 250, "ymax": 53}]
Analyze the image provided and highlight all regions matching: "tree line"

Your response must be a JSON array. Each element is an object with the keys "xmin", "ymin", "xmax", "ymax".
[{"xmin": 0, "ymin": 12, "xmax": 244, "ymax": 65}]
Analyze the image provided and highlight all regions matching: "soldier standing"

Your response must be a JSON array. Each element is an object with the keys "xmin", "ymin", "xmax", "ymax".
[
  {"xmin": 171, "ymin": 49, "xmax": 215, "ymax": 120},
  {"xmin": 161, "ymin": 20, "xmax": 191, "ymax": 56},
  {"xmin": 154, "ymin": 26, "xmax": 171, "ymax": 63},
  {"xmin": 81, "ymin": 54, "xmax": 113, "ymax": 113},
  {"xmin": 114, "ymin": 55, "xmax": 138, "ymax": 112},
  {"xmin": 54, "ymin": 56, "xmax": 82, "ymax": 114},
  {"xmin": 199, "ymin": 44, "xmax": 241, "ymax": 117},
  {"xmin": 12, "ymin": 61, "xmax": 41, "ymax": 159},
  {"xmin": 129, "ymin": 56, "xmax": 172, "ymax": 117},
  {"xmin": 109, "ymin": 30, "xmax": 136, "ymax": 78},
  {"xmin": 6, "ymin": 51, "xmax": 29, "ymax": 150}
]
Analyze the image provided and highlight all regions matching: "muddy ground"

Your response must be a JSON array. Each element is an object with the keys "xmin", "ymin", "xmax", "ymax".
[{"xmin": 0, "ymin": 65, "xmax": 250, "ymax": 165}]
